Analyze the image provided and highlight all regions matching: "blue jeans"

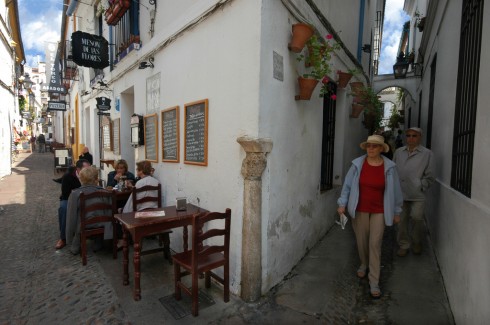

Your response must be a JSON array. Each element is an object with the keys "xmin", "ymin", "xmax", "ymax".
[{"xmin": 58, "ymin": 200, "xmax": 68, "ymax": 241}]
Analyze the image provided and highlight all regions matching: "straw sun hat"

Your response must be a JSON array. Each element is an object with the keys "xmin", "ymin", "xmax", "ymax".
[{"xmin": 360, "ymin": 135, "xmax": 390, "ymax": 153}]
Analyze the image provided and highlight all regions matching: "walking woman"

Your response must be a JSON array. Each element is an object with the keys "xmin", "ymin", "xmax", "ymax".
[{"xmin": 337, "ymin": 135, "xmax": 403, "ymax": 298}]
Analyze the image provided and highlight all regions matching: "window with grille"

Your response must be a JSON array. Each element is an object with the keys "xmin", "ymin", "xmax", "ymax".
[
  {"xmin": 427, "ymin": 55, "xmax": 437, "ymax": 149},
  {"xmin": 320, "ymin": 82, "xmax": 337, "ymax": 191},
  {"xmin": 451, "ymin": 0, "xmax": 484, "ymax": 197},
  {"xmin": 110, "ymin": 0, "xmax": 140, "ymax": 65}
]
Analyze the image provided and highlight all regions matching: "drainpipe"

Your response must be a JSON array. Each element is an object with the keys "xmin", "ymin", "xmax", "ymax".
[{"xmin": 357, "ymin": 0, "xmax": 366, "ymax": 62}]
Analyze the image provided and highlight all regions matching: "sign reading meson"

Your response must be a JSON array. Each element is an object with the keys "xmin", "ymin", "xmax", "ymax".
[{"xmin": 71, "ymin": 31, "xmax": 109, "ymax": 69}]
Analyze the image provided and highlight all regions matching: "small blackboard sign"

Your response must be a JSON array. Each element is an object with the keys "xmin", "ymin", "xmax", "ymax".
[
  {"xmin": 144, "ymin": 113, "xmax": 158, "ymax": 162},
  {"xmin": 161, "ymin": 106, "xmax": 179, "ymax": 162},
  {"xmin": 101, "ymin": 116, "xmax": 112, "ymax": 151},
  {"xmin": 113, "ymin": 118, "xmax": 120, "ymax": 155},
  {"xmin": 184, "ymin": 99, "xmax": 208, "ymax": 166}
]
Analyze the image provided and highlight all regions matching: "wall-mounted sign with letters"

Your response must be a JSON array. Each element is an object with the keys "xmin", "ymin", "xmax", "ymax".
[
  {"xmin": 71, "ymin": 31, "xmax": 109, "ymax": 69},
  {"xmin": 47, "ymin": 101, "xmax": 67, "ymax": 111},
  {"xmin": 96, "ymin": 97, "xmax": 111, "ymax": 111}
]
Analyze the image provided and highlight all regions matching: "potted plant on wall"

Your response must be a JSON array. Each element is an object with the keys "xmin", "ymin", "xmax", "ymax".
[
  {"xmin": 295, "ymin": 34, "xmax": 340, "ymax": 100},
  {"xmin": 337, "ymin": 68, "xmax": 362, "ymax": 89},
  {"xmin": 288, "ymin": 23, "xmax": 315, "ymax": 53}
]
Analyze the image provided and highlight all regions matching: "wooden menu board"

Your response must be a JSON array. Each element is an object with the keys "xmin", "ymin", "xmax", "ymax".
[
  {"xmin": 144, "ymin": 113, "xmax": 158, "ymax": 162},
  {"xmin": 113, "ymin": 118, "xmax": 120, "ymax": 155},
  {"xmin": 101, "ymin": 116, "xmax": 112, "ymax": 151},
  {"xmin": 161, "ymin": 106, "xmax": 179, "ymax": 162},
  {"xmin": 184, "ymin": 99, "xmax": 208, "ymax": 166}
]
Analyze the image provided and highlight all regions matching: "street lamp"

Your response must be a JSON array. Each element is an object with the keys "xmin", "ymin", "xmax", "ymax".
[{"xmin": 19, "ymin": 74, "xmax": 33, "ymax": 91}]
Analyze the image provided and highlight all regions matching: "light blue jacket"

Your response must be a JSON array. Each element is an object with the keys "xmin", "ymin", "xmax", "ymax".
[{"xmin": 337, "ymin": 155, "xmax": 403, "ymax": 226}]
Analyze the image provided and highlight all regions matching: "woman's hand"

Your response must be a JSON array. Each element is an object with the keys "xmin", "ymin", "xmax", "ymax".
[
  {"xmin": 337, "ymin": 206, "xmax": 345, "ymax": 215},
  {"xmin": 393, "ymin": 215, "xmax": 401, "ymax": 224}
]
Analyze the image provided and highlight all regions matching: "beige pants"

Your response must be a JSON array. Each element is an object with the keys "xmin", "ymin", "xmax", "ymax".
[
  {"xmin": 352, "ymin": 212, "xmax": 385, "ymax": 285},
  {"xmin": 397, "ymin": 201, "xmax": 425, "ymax": 249}
]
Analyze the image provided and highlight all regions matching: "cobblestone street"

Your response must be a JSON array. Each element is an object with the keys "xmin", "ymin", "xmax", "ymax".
[
  {"xmin": 0, "ymin": 152, "xmax": 454, "ymax": 324},
  {"xmin": 0, "ymin": 152, "xmax": 129, "ymax": 324}
]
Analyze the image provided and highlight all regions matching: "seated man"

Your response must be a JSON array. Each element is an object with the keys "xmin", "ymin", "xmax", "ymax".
[
  {"xmin": 65, "ymin": 166, "xmax": 113, "ymax": 255},
  {"xmin": 55, "ymin": 159, "xmax": 91, "ymax": 249},
  {"xmin": 122, "ymin": 160, "xmax": 160, "ymax": 213}
]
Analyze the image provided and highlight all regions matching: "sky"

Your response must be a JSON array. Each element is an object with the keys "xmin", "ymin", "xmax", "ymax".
[
  {"xmin": 17, "ymin": 0, "xmax": 408, "ymax": 73},
  {"xmin": 379, "ymin": 0, "xmax": 410, "ymax": 74},
  {"xmin": 18, "ymin": 0, "xmax": 62, "ymax": 68}
]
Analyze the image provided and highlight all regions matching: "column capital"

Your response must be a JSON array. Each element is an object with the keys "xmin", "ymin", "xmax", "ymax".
[
  {"xmin": 237, "ymin": 137, "xmax": 273, "ymax": 180},
  {"xmin": 237, "ymin": 136, "xmax": 273, "ymax": 154}
]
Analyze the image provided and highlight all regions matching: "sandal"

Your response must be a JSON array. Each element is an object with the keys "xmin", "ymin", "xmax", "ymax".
[
  {"xmin": 356, "ymin": 265, "xmax": 367, "ymax": 279},
  {"xmin": 370, "ymin": 283, "xmax": 382, "ymax": 299}
]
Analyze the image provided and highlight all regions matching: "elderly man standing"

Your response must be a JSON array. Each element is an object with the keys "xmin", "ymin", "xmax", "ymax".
[
  {"xmin": 79, "ymin": 147, "xmax": 93, "ymax": 165},
  {"xmin": 393, "ymin": 127, "xmax": 434, "ymax": 256}
]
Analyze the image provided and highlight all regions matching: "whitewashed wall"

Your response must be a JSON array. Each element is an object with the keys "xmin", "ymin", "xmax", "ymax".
[
  {"xmin": 257, "ymin": 0, "xmax": 374, "ymax": 291},
  {"xmin": 72, "ymin": 0, "xmax": 380, "ymax": 296},
  {"xmin": 422, "ymin": 1, "xmax": 490, "ymax": 323}
]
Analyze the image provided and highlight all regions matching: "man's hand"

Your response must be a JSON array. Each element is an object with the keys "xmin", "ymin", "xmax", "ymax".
[{"xmin": 394, "ymin": 215, "xmax": 401, "ymax": 224}]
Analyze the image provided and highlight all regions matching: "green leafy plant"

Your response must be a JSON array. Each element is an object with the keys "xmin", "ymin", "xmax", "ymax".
[
  {"xmin": 297, "ymin": 34, "xmax": 341, "ymax": 98},
  {"xmin": 387, "ymin": 106, "xmax": 404, "ymax": 130},
  {"xmin": 358, "ymin": 86, "xmax": 384, "ymax": 132}
]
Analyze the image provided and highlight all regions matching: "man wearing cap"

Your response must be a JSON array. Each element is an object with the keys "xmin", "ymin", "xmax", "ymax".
[{"xmin": 393, "ymin": 127, "xmax": 434, "ymax": 256}]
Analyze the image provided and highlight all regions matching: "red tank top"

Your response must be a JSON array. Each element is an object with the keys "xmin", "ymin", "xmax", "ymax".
[{"xmin": 357, "ymin": 160, "xmax": 385, "ymax": 213}]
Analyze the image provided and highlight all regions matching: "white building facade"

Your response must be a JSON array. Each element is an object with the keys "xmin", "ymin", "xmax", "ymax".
[{"xmin": 62, "ymin": 0, "xmax": 385, "ymax": 298}]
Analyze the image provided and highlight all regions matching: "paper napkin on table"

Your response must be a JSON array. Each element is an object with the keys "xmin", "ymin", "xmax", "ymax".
[
  {"xmin": 335, "ymin": 213, "xmax": 348, "ymax": 230},
  {"xmin": 135, "ymin": 210, "xmax": 166, "ymax": 218}
]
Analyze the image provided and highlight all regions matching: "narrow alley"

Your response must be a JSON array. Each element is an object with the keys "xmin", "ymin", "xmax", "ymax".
[{"xmin": 0, "ymin": 151, "xmax": 454, "ymax": 324}]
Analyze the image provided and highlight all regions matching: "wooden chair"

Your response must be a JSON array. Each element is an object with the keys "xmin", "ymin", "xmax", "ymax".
[
  {"xmin": 132, "ymin": 183, "xmax": 172, "ymax": 262},
  {"xmin": 79, "ymin": 190, "xmax": 118, "ymax": 266},
  {"xmin": 172, "ymin": 209, "xmax": 231, "ymax": 316}
]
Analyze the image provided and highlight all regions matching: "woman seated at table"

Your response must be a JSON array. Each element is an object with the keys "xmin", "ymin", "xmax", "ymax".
[
  {"xmin": 107, "ymin": 159, "xmax": 136, "ymax": 188},
  {"xmin": 66, "ymin": 166, "xmax": 114, "ymax": 255},
  {"xmin": 122, "ymin": 160, "xmax": 160, "ymax": 213}
]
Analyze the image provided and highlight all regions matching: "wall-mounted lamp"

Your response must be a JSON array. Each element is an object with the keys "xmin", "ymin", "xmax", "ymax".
[
  {"xmin": 362, "ymin": 44, "xmax": 371, "ymax": 53},
  {"xmin": 139, "ymin": 57, "xmax": 154, "ymax": 69},
  {"xmin": 393, "ymin": 61, "xmax": 409, "ymax": 79}
]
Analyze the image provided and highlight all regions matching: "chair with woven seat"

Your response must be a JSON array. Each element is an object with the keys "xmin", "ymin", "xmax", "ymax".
[
  {"xmin": 132, "ymin": 183, "xmax": 172, "ymax": 262},
  {"xmin": 172, "ymin": 208, "xmax": 231, "ymax": 316},
  {"xmin": 79, "ymin": 190, "xmax": 118, "ymax": 266}
]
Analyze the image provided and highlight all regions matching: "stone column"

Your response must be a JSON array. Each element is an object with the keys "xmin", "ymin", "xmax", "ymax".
[{"xmin": 237, "ymin": 136, "xmax": 273, "ymax": 302}]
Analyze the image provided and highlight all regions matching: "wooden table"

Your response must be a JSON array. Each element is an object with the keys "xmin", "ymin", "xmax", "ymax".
[{"xmin": 114, "ymin": 203, "xmax": 207, "ymax": 301}]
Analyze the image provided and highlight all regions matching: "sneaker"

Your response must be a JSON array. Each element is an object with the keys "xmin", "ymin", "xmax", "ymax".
[
  {"xmin": 412, "ymin": 244, "xmax": 422, "ymax": 255},
  {"xmin": 52, "ymin": 177, "xmax": 62, "ymax": 184},
  {"xmin": 397, "ymin": 248, "xmax": 408, "ymax": 257}
]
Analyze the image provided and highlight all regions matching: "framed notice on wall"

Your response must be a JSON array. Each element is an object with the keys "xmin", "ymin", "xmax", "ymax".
[
  {"xmin": 101, "ymin": 116, "xmax": 112, "ymax": 151},
  {"xmin": 144, "ymin": 113, "xmax": 158, "ymax": 162},
  {"xmin": 113, "ymin": 118, "xmax": 120, "ymax": 155},
  {"xmin": 184, "ymin": 99, "xmax": 208, "ymax": 166},
  {"xmin": 161, "ymin": 106, "xmax": 179, "ymax": 162}
]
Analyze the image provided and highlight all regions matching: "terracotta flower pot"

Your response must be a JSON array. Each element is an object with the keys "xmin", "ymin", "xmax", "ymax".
[
  {"xmin": 288, "ymin": 23, "xmax": 314, "ymax": 53},
  {"xmin": 351, "ymin": 103, "xmax": 364, "ymax": 118},
  {"xmin": 349, "ymin": 82, "xmax": 365, "ymax": 96},
  {"xmin": 337, "ymin": 72, "xmax": 353, "ymax": 89},
  {"xmin": 295, "ymin": 77, "xmax": 319, "ymax": 100}
]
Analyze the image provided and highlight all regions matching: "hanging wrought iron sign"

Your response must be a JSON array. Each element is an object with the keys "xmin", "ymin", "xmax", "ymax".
[
  {"xmin": 47, "ymin": 101, "xmax": 67, "ymax": 111},
  {"xmin": 71, "ymin": 31, "xmax": 109, "ymax": 69},
  {"xmin": 96, "ymin": 97, "xmax": 111, "ymax": 111}
]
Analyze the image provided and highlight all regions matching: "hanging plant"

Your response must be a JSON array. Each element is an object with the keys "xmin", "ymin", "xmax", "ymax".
[{"xmin": 296, "ymin": 34, "xmax": 341, "ymax": 99}]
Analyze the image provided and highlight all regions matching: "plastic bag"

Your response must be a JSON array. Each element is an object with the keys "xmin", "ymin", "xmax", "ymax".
[{"xmin": 335, "ymin": 213, "xmax": 348, "ymax": 230}]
